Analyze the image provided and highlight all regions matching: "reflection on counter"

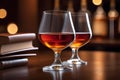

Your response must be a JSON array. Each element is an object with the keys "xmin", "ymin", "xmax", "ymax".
[
  {"xmin": 38, "ymin": 50, "xmax": 120, "ymax": 80},
  {"xmin": 43, "ymin": 70, "xmax": 64, "ymax": 80},
  {"xmin": 0, "ymin": 66, "xmax": 29, "ymax": 80}
]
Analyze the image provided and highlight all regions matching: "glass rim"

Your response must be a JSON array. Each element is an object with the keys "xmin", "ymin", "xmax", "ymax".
[
  {"xmin": 71, "ymin": 12, "xmax": 89, "ymax": 16},
  {"xmin": 43, "ymin": 10, "xmax": 71, "ymax": 14}
]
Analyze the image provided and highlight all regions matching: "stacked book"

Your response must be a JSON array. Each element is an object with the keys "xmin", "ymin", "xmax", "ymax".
[{"xmin": 0, "ymin": 33, "xmax": 38, "ymax": 69}]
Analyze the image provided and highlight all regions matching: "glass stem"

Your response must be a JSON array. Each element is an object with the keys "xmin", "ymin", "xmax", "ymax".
[
  {"xmin": 71, "ymin": 48, "xmax": 80, "ymax": 60},
  {"xmin": 53, "ymin": 52, "xmax": 62, "ymax": 65}
]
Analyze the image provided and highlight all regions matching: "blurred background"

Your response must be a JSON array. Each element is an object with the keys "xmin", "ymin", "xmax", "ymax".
[{"xmin": 0, "ymin": 0, "xmax": 120, "ymax": 51}]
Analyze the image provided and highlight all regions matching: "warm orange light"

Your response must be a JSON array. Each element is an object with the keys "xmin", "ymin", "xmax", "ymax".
[
  {"xmin": 0, "ymin": 8, "xmax": 7, "ymax": 19},
  {"xmin": 92, "ymin": 0, "xmax": 102, "ymax": 6},
  {"xmin": 7, "ymin": 23, "xmax": 18, "ymax": 34}
]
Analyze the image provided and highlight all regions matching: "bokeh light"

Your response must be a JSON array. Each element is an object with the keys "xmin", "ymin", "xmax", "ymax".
[
  {"xmin": 7, "ymin": 23, "xmax": 18, "ymax": 34},
  {"xmin": 0, "ymin": 8, "xmax": 7, "ymax": 19},
  {"xmin": 92, "ymin": 0, "xmax": 102, "ymax": 6}
]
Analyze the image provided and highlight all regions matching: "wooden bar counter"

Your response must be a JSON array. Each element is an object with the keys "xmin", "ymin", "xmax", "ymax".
[{"xmin": 0, "ymin": 49, "xmax": 120, "ymax": 80}]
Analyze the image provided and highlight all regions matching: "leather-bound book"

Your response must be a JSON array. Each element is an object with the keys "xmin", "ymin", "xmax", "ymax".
[
  {"xmin": 0, "ymin": 33, "xmax": 36, "ymax": 44},
  {"xmin": 0, "ymin": 41, "xmax": 38, "ymax": 55},
  {"xmin": 0, "ymin": 58, "xmax": 28, "ymax": 69}
]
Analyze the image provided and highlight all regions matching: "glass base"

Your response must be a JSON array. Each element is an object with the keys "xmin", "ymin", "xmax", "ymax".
[
  {"xmin": 66, "ymin": 59, "xmax": 87, "ymax": 65},
  {"xmin": 43, "ymin": 64, "xmax": 72, "ymax": 71}
]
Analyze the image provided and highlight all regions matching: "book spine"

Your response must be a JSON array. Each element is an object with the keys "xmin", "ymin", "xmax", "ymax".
[
  {"xmin": 0, "ymin": 58, "xmax": 28, "ymax": 69},
  {"xmin": 0, "ymin": 47, "xmax": 38, "ymax": 55},
  {"xmin": 0, "ymin": 53, "xmax": 36, "ymax": 60},
  {"xmin": 0, "ymin": 33, "xmax": 36, "ymax": 44},
  {"xmin": 9, "ymin": 33, "xmax": 36, "ymax": 43},
  {"xmin": 1, "ymin": 41, "xmax": 33, "ymax": 54}
]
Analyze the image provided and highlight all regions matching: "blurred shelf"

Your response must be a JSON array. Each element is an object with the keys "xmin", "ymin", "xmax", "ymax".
[{"xmin": 81, "ymin": 39, "xmax": 120, "ymax": 52}]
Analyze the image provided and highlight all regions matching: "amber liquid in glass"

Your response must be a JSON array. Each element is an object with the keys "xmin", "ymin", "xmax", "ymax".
[
  {"xmin": 39, "ymin": 33, "xmax": 74, "ymax": 51},
  {"xmin": 70, "ymin": 32, "xmax": 91, "ymax": 49}
]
